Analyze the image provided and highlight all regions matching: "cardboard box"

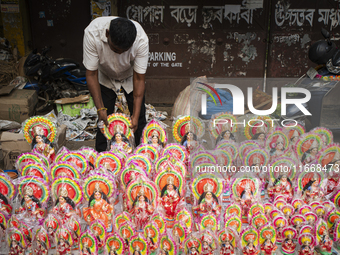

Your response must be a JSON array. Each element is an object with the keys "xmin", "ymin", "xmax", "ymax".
[
  {"xmin": 1, "ymin": 125, "xmax": 67, "ymax": 169},
  {"xmin": 1, "ymin": 132, "xmax": 31, "ymax": 170},
  {"xmin": 0, "ymin": 89, "xmax": 38, "ymax": 123},
  {"xmin": 56, "ymin": 96, "xmax": 95, "ymax": 117}
]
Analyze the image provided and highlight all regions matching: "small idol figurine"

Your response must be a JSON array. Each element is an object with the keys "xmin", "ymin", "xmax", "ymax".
[
  {"xmin": 269, "ymin": 174, "xmax": 293, "ymax": 202},
  {"xmin": 318, "ymin": 234, "xmax": 333, "ymax": 255},
  {"xmin": 53, "ymin": 187, "xmax": 75, "ymax": 224},
  {"xmin": 110, "ymin": 125, "xmax": 132, "ymax": 154},
  {"xmin": 148, "ymin": 130, "xmax": 164, "ymax": 151},
  {"xmin": 238, "ymin": 182, "xmax": 255, "ymax": 218},
  {"xmin": 18, "ymin": 186, "xmax": 44, "ymax": 220},
  {"xmin": 261, "ymin": 236, "xmax": 277, "ymax": 255},
  {"xmin": 301, "ymin": 140, "xmax": 319, "ymax": 165},
  {"xmin": 269, "ymin": 136, "xmax": 286, "ymax": 160},
  {"xmin": 160, "ymin": 176, "xmax": 183, "ymax": 219},
  {"xmin": 252, "ymin": 126, "xmax": 266, "ymax": 148},
  {"xmin": 129, "ymin": 188, "xmax": 154, "ymax": 230},
  {"xmin": 181, "ymin": 124, "xmax": 199, "ymax": 153},
  {"xmin": 216, "ymin": 122, "xmax": 236, "ymax": 144},
  {"xmin": 83, "ymin": 182, "xmax": 114, "ymax": 230},
  {"xmin": 220, "ymin": 240, "xmax": 235, "ymax": 255},
  {"xmin": 32, "ymin": 126, "xmax": 55, "ymax": 161},
  {"xmin": 34, "ymin": 237, "xmax": 48, "ymax": 255},
  {"xmin": 146, "ymin": 233, "xmax": 158, "ymax": 252},
  {"xmin": 302, "ymin": 173, "xmax": 324, "ymax": 203},
  {"xmin": 0, "ymin": 190, "xmax": 12, "ymax": 215},
  {"xmin": 281, "ymin": 234, "xmax": 296, "ymax": 255},
  {"xmin": 9, "ymin": 235, "xmax": 25, "ymax": 255},
  {"xmin": 193, "ymin": 182, "xmax": 221, "ymax": 221},
  {"xmin": 56, "ymin": 237, "xmax": 71, "ymax": 255},
  {"xmin": 201, "ymin": 235, "xmax": 214, "ymax": 255},
  {"xmin": 242, "ymin": 239, "xmax": 260, "ymax": 255},
  {"xmin": 299, "ymin": 241, "xmax": 314, "ymax": 255}
]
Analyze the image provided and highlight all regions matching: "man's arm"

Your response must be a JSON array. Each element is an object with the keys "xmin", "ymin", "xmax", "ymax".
[
  {"xmin": 130, "ymin": 70, "xmax": 145, "ymax": 133},
  {"xmin": 86, "ymin": 69, "xmax": 108, "ymax": 126}
]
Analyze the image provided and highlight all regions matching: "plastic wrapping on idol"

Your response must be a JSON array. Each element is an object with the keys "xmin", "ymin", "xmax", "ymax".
[
  {"xmin": 214, "ymin": 141, "xmax": 239, "ymax": 168},
  {"xmin": 172, "ymin": 115, "xmax": 204, "ymax": 154},
  {"xmin": 22, "ymin": 116, "xmax": 58, "ymax": 163},
  {"xmin": 82, "ymin": 173, "xmax": 116, "ymax": 232},
  {"xmin": 281, "ymin": 226, "xmax": 297, "ymax": 255},
  {"xmin": 316, "ymin": 143, "xmax": 340, "ymax": 196},
  {"xmin": 125, "ymin": 153, "xmax": 153, "ymax": 179},
  {"xmin": 16, "ymin": 152, "xmax": 49, "ymax": 173},
  {"xmin": 55, "ymin": 225, "xmax": 73, "ymax": 255},
  {"xmin": 151, "ymin": 211, "xmax": 167, "ymax": 235},
  {"xmin": 213, "ymin": 149, "xmax": 234, "ymax": 190},
  {"xmin": 183, "ymin": 232, "xmax": 203, "ymax": 255},
  {"xmin": 7, "ymin": 227, "xmax": 27, "ymax": 255},
  {"xmin": 55, "ymin": 146, "xmax": 70, "ymax": 163},
  {"xmin": 265, "ymin": 127, "xmax": 290, "ymax": 162},
  {"xmin": 174, "ymin": 210, "xmax": 191, "ymax": 235},
  {"xmin": 333, "ymin": 219, "xmax": 340, "ymax": 248},
  {"xmin": 135, "ymin": 143, "xmax": 160, "ymax": 165},
  {"xmin": 283, "ymin": 122, "xmax": 305, "ymax": 155},
  {"xmin": 51, "ymin": 176, "xmax": 83, "ymax": 224},
  {"xmin": 80, "ymin": 146, "xmax": 99, "ymax": 172},
  {"xmin": 294, "ymin": 132, "xmax": 323, "ymax": 165},
  {"xmin": 0, "ymin": 173, "xmax": 15, "ymax": 217},
  {"xmin": 218, "ymin": 226, "xmax": 239, "ymax": 255},
  {"xmin": 90, "ymin": 219, "xmax": 107, "ymax": 254},
  {"xmin": 125, "ymin": 176, "xmax": 158, "ymax": 231},
  {"xmin": 144, "ymin": 222, "xmax": 160, "ymax": 254},
  {"xmin": 196, "ymin": 229, "xmax": 218, "ymax": 255},
  {"xmin": 154, "ymin": 153, "xmax": 187, "ymax": 180},
  {"xmin": 33, "ymin": 226, "xmax": 50, "ymax": 255},
  {"xmin": 18, "ymin": 161, "xmax": 51, "ymax": 185},
  {"xmin": 95, "ymin": 151, "xmax": 123, "ymax": 177},
  {"xmin": 120, "ymin": 162, "xmax": 147, "ymax": 212},
  {"xmin": 250, "ymin": 210, "xmax": 268, "ymax": 230},
  {"xmin": 208, "ymin": 112, "xmax": 238, "ymax": 145},
  {"xmin": 267, "ymin": 156, "xmax": 296, "ymax": 203},
  {"xmin": 129, "ymin": 233, "xmax": 149, "ymax": 255},
  {"xmin": 242, "ymin": 115, "xmax": 276, "ymax": 148},
  {"xmin": 191, "ymin": 173, "xmax": 223, "ymax": 228},
  {"xmin": 298, "ymin": 233, "xmax": 315, "ymax": 255},
  {"xmin": 311, "ymin": 127, "xmax": 333, "ymax": 147},
  {"xmin": 105, "ymin": 232, "xmax": 126, "ymax": 255},
  {"xmin": 242, "ymin": 147, "xmax": 269, "ymax": 188},
  {"xmin": 50, "ymin": 161, "xmax": 82, "ymax": 181},
  {"xmin": 118, "ymin": 221, "xmax": 136, "ymax": 254},
  {"xmin": 141, "ymin": 119, "xmax": 168, "ymax": 152},
  {"xmin": 296, "ymin": 169, "xmax": 325, "ymax": 204},
  {"xmin": 154, "ymin": 161, "xmax": 186, "ymax": 226},
  {"xmin": 230, "ymin": 175, "xmax": 261, "ymax": 223},
  {"xmin": 258, "ymin": 223, "xmax": 278, "ymax": 255},
  {"xmin": 98, "ymin": 113, "xmax": 134, "ymax": 154},
  {"xmin": 14, "ymin": 176, "xmax": 49, "ymax": 224},
  {"xmin": 18, "ymin": 220, "xmax": 34, "ymax": 254},
  {"xmin": 61, "ymin": 151, "xmax": 89, "ymax": 176}
]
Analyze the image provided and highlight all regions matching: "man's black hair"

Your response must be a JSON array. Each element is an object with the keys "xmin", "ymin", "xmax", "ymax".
[{"xmin": 109, "ymin": 18, "xmax": 137, "ymax": 50}]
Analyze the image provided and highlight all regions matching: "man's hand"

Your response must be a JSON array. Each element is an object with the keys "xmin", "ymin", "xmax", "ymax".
[
  {"xmin": 130, "ymin": 115, "xmax": 138, "ymax": 133},
  {"xmin": 98, "ymin": 109, "xmax": 108, "ymax": 126}
]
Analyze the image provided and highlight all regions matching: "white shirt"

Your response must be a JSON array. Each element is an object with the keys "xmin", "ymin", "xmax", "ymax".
[{"xmin": 83, "ymin": 17, "xmax": 149, "ymax": 93}]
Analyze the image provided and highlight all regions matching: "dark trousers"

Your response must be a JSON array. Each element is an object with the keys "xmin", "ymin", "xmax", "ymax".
[{"xmin": 96, "ymin": 85, "xmax": 146, "ymax": 152}]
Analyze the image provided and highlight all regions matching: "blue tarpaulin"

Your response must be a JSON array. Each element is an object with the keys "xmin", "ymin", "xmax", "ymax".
[{"xmin": 199, "ymin": 88, "xmax": 233, "ymax": 119}]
